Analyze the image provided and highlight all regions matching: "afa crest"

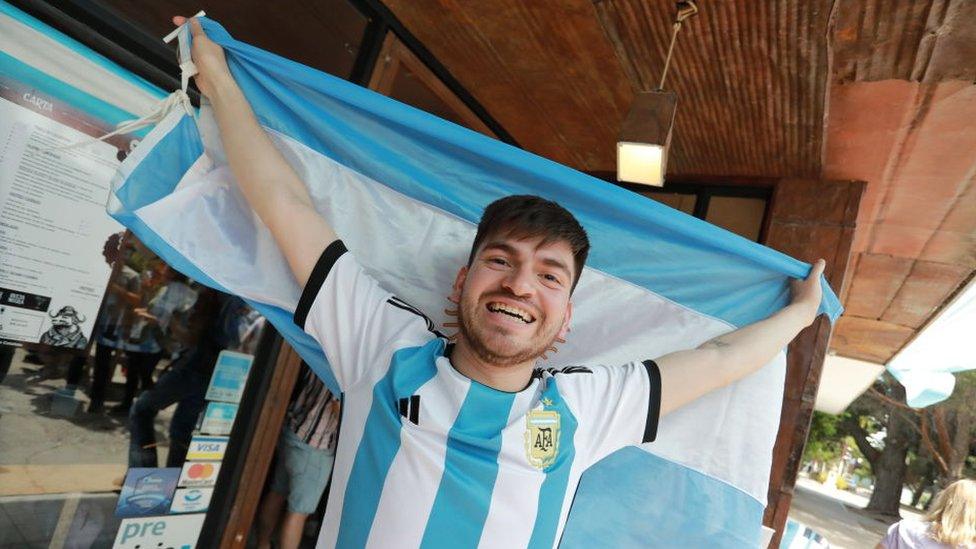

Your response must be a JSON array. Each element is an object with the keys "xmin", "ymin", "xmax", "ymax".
[{"xmin": 525, "ymin": 408, "xmax": 560, "ymax": 470}]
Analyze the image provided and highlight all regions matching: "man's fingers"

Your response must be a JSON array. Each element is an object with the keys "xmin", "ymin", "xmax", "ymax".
[
  {"xmin": 810, "ymin": 258, "xmax": 826, "ymax": 280},
  {"xmin": 188, "ymin": 17, "xmax": 205, "ymax": 38},
  {"xmin": 172, "ymin": 16, "xmax": 186, "ymax": 26}
]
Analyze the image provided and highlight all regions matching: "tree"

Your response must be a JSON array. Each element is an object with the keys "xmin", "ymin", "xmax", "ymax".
[
  {"xmin": 917, "ymin": 371, "xmax": 976, "ymax": 482},
  {"xmin": 840, "ymin": 370, "xmax": 976, "ymax": 517},
  {"xmin": 803, "ymin": 411, "xmax": 844, "ymax": 468},
  {"xmin": 839, "ymin": 374, "xmax": 917, "ymax": 518}
]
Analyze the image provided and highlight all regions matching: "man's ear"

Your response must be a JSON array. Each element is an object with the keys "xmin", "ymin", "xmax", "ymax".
[
  {"xmin": 450, "ymin": 266, "xmax": 468, "ymax": 304},
  {"xmin": 557, "ymin": 301, "xmax": 573, "ymax": 340}
]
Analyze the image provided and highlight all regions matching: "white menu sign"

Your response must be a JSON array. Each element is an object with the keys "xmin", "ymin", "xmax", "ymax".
[{"xmin": 0, "ymin": 95, "xmax": 123, "ymax": 348}]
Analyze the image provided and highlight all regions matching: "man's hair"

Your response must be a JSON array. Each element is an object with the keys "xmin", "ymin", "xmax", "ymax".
[{"xmin": 467, "ymin": 195, "xmax": 590, "ymax": 292}]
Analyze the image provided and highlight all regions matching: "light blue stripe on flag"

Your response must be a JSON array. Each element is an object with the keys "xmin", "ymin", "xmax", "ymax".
[
  {"xmin": 193, "ymin": 17, "xmax": 843, "ymax": 331},
  {"xmin": 560, "ymin": 447, "xmax": 765, "ymax": 548},
  {"xmin": 421, "ymin": 382, "xmax": 515, "ymax": 548}
]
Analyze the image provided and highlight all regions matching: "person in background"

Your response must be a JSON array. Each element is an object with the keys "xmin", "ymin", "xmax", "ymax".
[
  {"xmin": 256, "ymin": 363, "xmax": 340, "ymax": 549},
  {"xmin": 112, "ymin": 260, "xmax": 196, "ymax": 414},
  {"xmin": 878, "ymin": 479, "xmax": 976, "ymax": 549},
  {"xmin": 128, "ymin": 291, "xmax": 254, "ymax": 467},
  {"xmin": 0, "ymin": 344, "xmax": 14, "ymax": 385},
  {"xmin": 86, "ymin": 236, "xmax": 142, "ymax": 413}
]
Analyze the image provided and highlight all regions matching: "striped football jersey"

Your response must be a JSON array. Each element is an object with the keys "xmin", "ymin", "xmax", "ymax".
[{"xmin": 295, "ymin": 241, "xmax": 660, "ymax": 548}]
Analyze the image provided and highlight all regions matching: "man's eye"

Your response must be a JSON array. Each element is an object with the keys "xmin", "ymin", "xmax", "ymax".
[
  {"xmin": 488, "ymin": 258, "xmax": 509, "ymax": 266},
  {"xmin": 541, "ymin": 273, "xmax": 561, "ymax": 284}
]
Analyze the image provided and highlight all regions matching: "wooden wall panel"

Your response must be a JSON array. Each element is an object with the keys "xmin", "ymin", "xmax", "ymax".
[{"xmin": 762, "ymin": 179, "xmax": 863, "ymax": 547}]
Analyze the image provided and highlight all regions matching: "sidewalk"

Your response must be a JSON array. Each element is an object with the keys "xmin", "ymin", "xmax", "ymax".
[
  {"xmin": 0, "ymin": 348, "xmax": 173, "ymax": 495},
  {"xmin": 789, "ymin": 476, "xmax": 924, "ymax": 549},
  {"xmin": 0, "ymin": 348, "xmax": 174, "ymax": 546}
]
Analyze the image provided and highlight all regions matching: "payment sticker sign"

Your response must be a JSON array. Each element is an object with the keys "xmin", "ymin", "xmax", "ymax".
[
  {"xmin": 200, "ymin": 402, "xmax": 238, "ymax": 435},
  {"xmin": 170, "ymin": 487, "xmax": 214, "ymax": 514},
  {"xmin": 205, "ymin": 350, "xmax": 253, "ymax": 403},
  {"xmin": 113, "ymin": 514, "xmax": 204, "ymax": 549},
  {"xmin": 185, "ymin": 436, "xmax": 229, "ymax": 461},
  {"xmin": 178, "ymin": 461, "xmax": 221, "ymax": 488},
  {"xmin": 115, "ymin": 468, "xmax": 181, "ymax": 518}
]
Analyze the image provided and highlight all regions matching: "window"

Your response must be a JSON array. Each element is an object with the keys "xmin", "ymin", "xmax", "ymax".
[
  {"xmin": 369, "ymin": 34, "xmax": 496, "ymax": 137},
  {"xmin": 639, "ymin": 183, "xmax": 771, "ymax": 243}
]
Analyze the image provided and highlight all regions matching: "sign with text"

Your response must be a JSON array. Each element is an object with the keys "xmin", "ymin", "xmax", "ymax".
[
  {"xmin": 200, "ymin": 401, "xmax": 238, "ymax": 435},
  {"xmin": 185, "ymin": 436, "xmax": 229, "ymax": 461},
  {"xmin": 170, "ymin": 487, "xmax": 213, "ymax": 514},
  {"xmin": 114, "ymin": 468, "xmax": 180, "ymax": 518},
  {"xmin": 178, "ymin": 461, "xmax": 221, "ymax": 488},
  {"xmin": 0, "ymin": 73, "xmax": 129, "ymax": 348},
  {"xmin": 113, "ymin": 514, "xmax": 204, "ymax": 549},
  {"xmin": 204, "ymin": 350, "xmax": 254, "ymax": 403}
]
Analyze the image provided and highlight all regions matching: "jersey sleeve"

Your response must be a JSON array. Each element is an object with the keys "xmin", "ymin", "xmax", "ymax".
[
  {"xmin": 293, "ymin": 240, "xmax": 437, "ymax": 391},
  {"xmin": 561, "ymin": 360, "xmax": 662, "ymax": 467}
]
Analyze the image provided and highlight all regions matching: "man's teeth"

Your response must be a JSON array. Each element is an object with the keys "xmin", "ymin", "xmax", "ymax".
[{"xmin": 487, "ymin": 303, "xmax": 535, "ymax": 323}]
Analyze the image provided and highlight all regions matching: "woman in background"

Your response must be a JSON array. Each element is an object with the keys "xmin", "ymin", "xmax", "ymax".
[{"xmin": 879, "ymin": 478, "xmax": 976, "ymax": 549}]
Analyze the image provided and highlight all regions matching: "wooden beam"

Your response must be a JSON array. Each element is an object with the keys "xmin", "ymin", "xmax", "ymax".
[
  {"xmin": 368, "ymin": 33, "xmax": 496, "ymax": 137},
  {"xmin": 218, "ymin": 341, "xmax": 303, "ymax": 548},
  {"xmin": 761, "ymin": 178, "xmax": 863, "ymax": 547}
]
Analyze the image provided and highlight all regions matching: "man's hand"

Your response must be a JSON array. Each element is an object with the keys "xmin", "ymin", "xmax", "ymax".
[
  {"xmin": 133, "ymin": 308, "xmax": 159, "ymax": 325},
  {"xmin": 789, "ymin": 258, "xmax": 826, "ymax": 326},
  {"xmin": 654, "ymin": 258, "xmax": 828, "ymax": 416},
  {"xmin": 168, "ymin": 15, "xmax": 337, "ymax": 288},
  {"xmin": 172, "ymin": 16, "xmax": 233, "ymax": 99}
]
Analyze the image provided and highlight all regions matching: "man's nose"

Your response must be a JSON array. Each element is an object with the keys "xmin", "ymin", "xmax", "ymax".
[{"xmin": 502, "ymin": 266, "xmax": 535, "ymax": 297}]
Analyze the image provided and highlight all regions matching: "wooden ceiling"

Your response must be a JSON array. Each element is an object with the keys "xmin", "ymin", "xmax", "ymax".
[
  {"xmin": 381, "ymin": 0, "xmax": 975, "ymax": 365},
  {"xmin": 824, "ymin": 0, "xmax": 976, "ymax": 363},
  {"xmin": 100, "ymin": 0, "xmax": 974, "ymax": 366},
  {"xmin": 384, "ymin": 0, "xmax": 831, "ymax": 177}
]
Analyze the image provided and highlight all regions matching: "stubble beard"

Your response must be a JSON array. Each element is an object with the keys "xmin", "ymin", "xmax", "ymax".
[{"xmin": 456, "ymin": 292, "xmax": 560, "ymax": 368}]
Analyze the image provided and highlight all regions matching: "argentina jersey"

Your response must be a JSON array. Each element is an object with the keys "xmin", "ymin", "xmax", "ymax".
[{"xmin": 294, "ymin": 241, "xmax": 662, "ymax": 549}]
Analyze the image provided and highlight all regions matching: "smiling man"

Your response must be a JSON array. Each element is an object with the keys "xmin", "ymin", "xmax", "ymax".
[{"xmin": 175, "ymin": 15, "xmax": 826, "ymax": 549}]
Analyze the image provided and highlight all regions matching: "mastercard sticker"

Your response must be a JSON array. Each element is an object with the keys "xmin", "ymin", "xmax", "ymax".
[{"xmin": 177, "ymin": 461, "xmax": 221, "ymax": 488}]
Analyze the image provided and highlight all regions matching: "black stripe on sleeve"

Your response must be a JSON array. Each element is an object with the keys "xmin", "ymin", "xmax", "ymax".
[
  {"xmin": 641, "ymin": 360, "xmax": 662, "ymax": 443},
  {"xmin": 294, "ymin": 240, "xmax": 348, "ymax": 329},
  {"xmin": 409, "ymin": 395, "xmax": 420, "ymax": 425}
]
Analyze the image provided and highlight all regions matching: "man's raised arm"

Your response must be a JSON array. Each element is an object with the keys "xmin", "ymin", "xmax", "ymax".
[
  {"xmin": 176, "ymin": 16, "xmax": 336, "ymax": 287},
  {"xmin": 654, "ymin": 259, "xmax": 827, "ymax": 416}
]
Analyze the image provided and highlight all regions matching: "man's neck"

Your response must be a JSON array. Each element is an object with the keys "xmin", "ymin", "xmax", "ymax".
[{"xmin": 449, "ymin": 337, "xmax": 535, "ymax": 393}]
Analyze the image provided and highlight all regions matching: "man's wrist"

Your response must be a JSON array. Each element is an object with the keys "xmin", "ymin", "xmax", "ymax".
[
  {"xmin": 209, "ymin": 73, "xmax": 243, "ymax": 104},
  {"xmin": 783, "ymin": 301, "xmax": 818, "ymax": 329}
]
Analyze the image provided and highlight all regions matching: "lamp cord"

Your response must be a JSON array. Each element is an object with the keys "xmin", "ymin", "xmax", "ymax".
[
  {"xmin": 657, "ymin": 22, "xmax": 682, "ymax": 90},
  {"xmin": 656, "ymin": 1, "xmax": 698, "ymax": 91}
]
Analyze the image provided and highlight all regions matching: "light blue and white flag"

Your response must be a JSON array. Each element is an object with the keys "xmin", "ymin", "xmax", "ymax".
[{"xmin": 108, "ymin": 18, "xmax": 842, "ymax": 548}]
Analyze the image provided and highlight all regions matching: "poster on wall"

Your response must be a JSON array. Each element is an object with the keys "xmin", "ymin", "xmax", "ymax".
[{"xmin": 0, "ymin": 68, "xmax": 133, "ymax": 349}]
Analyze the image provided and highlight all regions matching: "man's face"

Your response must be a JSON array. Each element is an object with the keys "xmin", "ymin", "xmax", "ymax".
[{"xmin": 452, "ymin": 234, "xmax": 574, "ymax": 367}]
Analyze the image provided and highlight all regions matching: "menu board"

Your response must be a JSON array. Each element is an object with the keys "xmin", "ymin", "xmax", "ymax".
[{"xmin": 0, "ymin": 73, "xmax": 131, "ymax": 348}]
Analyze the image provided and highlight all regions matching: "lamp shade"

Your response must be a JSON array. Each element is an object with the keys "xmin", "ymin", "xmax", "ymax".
[{"xmin": 617, "ymin": 90, "xmax": 677, "ymax": 186}]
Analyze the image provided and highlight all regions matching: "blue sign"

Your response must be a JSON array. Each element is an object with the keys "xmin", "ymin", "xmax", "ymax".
[
  {"xmin": 115, "ymin": 468, "xmax": 181, "ymax": 518},
  {"xmin": 200, "ymin": 402, "xmax": 238, "ymax": 435},
  {"xmin": 205, "ymin": 350, "xmax": 253, "ymax": 403}
]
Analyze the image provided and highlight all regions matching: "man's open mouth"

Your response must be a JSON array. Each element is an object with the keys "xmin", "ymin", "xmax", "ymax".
[{"xmin": 486, "ymin": 302, "xmax": 535, "ymax": 324}]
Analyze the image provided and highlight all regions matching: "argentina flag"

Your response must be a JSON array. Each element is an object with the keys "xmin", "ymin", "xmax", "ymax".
[{"xmin": 107, "ymin": 17, "xmax": 842, "ymax": 548}]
